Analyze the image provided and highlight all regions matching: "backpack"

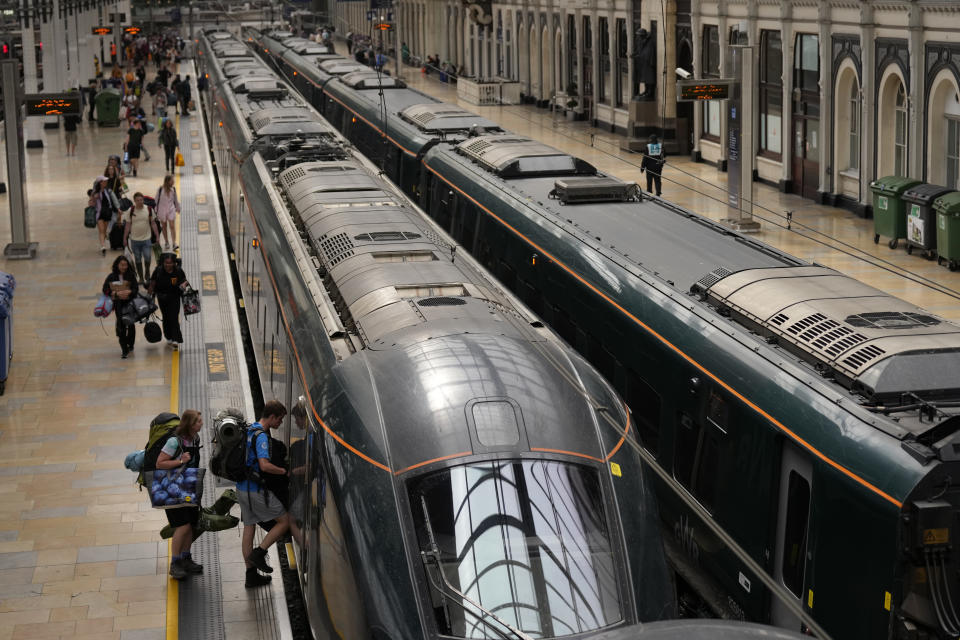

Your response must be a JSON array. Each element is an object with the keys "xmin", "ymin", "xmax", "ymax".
[
  {"xmin": 136, "ymin": 412, "xmax": 181, "ymax": 486},
  {"xmin": 210, "ymin": 409, "xmax": 268, "ymax": 485}
]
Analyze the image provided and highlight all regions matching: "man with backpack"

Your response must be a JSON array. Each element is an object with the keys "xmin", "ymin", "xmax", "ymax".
[{"xmin": 237, "ymin": 400, "xmax": 289, "ymax": 588}]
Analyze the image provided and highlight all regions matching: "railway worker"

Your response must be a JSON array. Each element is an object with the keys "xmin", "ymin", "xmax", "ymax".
[
  {"xmin": 640, "ymin": 133, "xmax": 666, "ymax": 197},
  {"xmin": 238, "ymin": 400, "xmax": 291, "ymax": 588}
]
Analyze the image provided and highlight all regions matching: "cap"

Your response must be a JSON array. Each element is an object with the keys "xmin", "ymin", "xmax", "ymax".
[{"xmin": 96, "ymin": 175, "xmax": 108, "ymax": 182}]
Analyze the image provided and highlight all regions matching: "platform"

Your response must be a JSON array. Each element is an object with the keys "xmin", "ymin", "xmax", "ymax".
[
  {"xmin": 0, "ymin": 63, "xmax": 290, "ymax": 640},
  {"xmin": 388, "ymin": 60, "xmax": 960, "ymax": 323}
]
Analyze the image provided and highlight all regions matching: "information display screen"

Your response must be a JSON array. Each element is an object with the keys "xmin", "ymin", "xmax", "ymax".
[
  {"xmin": 677, "ymin": 79, "xmax": 733, "ymax": 101},
  {"xmin": 124, "ymin": 26, "xmax": 142, "ymax": 35},
  {"xmin": 24, "ymin": 94, "xmax": 82, "ymax": 116},
  {"xmin": 91, "ymin": 26, "xmax": 113, "ymax": 35}
]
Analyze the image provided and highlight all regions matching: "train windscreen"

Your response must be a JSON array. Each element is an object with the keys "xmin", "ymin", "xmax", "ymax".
[{"xmin": 410, "ymin": 460, "xmax": 623, "ymax": 638}]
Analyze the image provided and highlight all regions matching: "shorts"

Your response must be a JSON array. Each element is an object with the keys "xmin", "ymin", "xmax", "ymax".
[
  {"xmin": 155, "ymin": 207, "xmax": 177, "ymax": 222},
  {"xmin": 237, "ymin": 489, "xmax": 285, "ymax": 525},
  {"xmin": 98, "ymin": 207, "xmax": 112, "ymax": 222},
  {"xmin": 64, "ymin": 131, "xmax": 78, "ymax": 146},
  {"xmin": 127, "ymin": 144, "xmax": 141, "ymax": 159},
  {"xmin": 165, "ymin": 505, "xmax": 199, "ymax": 528}
]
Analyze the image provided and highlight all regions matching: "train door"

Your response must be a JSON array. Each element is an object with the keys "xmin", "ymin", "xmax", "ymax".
[{"xmin": 771, "ymin": 443, "xmax": 812, "ymax": 630}]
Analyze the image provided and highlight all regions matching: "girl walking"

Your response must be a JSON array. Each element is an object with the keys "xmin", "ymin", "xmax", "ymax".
[
  {"xmin": 102, "ymin": 255, "xmax": 138, "ymax": 358},
  {"xmin": 155, "ymin": 174, "xmax": 181, "ymax": 250},
  {"xmin": 159, "ymin": 119, "xmax": 179, "ymax": 173},
  {"xmin": 155, "ymin": 409, "xmax": 204, "ymax": 580}
]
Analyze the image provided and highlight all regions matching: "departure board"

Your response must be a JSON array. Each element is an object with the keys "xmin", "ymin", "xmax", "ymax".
[
  {"xmin": 677, "ymin": 79, "xmax": 734, "ymax": 101},
  {"xmin": 91, "ymin": 26, "xmax": 113, "ymax": 35},
  {"xmin": 24, "ymin": 94, "xmax": 81, "ymax": 116}
]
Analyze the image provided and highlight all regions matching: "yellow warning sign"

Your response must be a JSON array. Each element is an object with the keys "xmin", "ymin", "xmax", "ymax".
[
  {"xmin": 197, "ymin": 220, "xmax": 210, "ymax": 234},
  {"xmin": 202, "ymin": 273, "xmax": 217, "ymax": 293},
  {"xmin": 923, "ymin": 528, "xmax": 949, "ymax": 545},
  {"xmin": 807, "ymin": 589, "xmax": 814, "ymax": 609},
  {"xmin": 206, "ymin": 345, "xmax": 228, "ymax": 381},
  {"xmin": 884, "ymin": 591, "xmax": 891, "ymax": 611},
  {"xmin": 610, "ymin": 462, "xmax": 622, "ymax": 477}
]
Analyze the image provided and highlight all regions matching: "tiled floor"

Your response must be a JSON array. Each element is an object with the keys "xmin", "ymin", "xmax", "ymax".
[
  {"xmin": 397, "ymin": 67, "xmax": 960, "ymax": 323},
  {"xmin": 0, "ymin": 110, "xmax": 178, "ymax": 639}
]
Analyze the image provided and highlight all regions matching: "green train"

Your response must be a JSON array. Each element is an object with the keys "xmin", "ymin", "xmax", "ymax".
[{"xmin": 250, "ymin": 29, "xmax": 960, "ymax": 640}]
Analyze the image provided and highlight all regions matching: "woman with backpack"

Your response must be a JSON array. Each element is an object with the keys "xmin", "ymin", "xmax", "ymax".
[
  {"xmin": 154, "ymin": 409, "xmax": 204, "ymax": 580},
  {"xmin": 123, "ymin": 192, "xmax": 160, "ymax": 285},
  {"xmin": 102, "ymin": 254, "xmax": 138, "ymax": 358},
  {"xmin": 91, "ymin": 176, "xmax": 116, "ymax": 256},
  {"xmin": 147, "ymin": 252, "xmax": 190, "ymax": 350},
  {"xmin": 155, "ymin": 174, "xmax": 181, "ymax": 250}
]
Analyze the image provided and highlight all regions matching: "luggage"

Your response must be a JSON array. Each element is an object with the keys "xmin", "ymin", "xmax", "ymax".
[
  {"xmin": 159, "ymin": 489, "xmax": 240, "ymax": 540},
  {"xmin": 120, "ymin": 293, "xmax": 158, "ymax": 327},
  {"xmin": 109, "ymin": 223, "xmax": 125, "ymax": 250},
  {"xmin": 210, "ymin": 410, "xmax": 265, "ymax": 483},
  {"xmin": 84, "ymin": 206, "xmax": 97, "ymax": 228},
  {"xmin": 137, "ymin": 412, "xmax": 180, "ymax": 486},
  {"xmin": 181, "ymin": 286, "xmax": 200, "ymax": 315},
  {"xmin": 144, "ymin": 320, "xmax": 162, "ymax": 343},
  {"xmin": 145, "ymin": 467, "xmax": 205, "ymax": 509},
  {"xmin": 94, "ymin": 293, "xmax": 113, "ymax": 317},
  {"xmin": 175, "ymin": 151, "xmax": 185, "ymax": 167}
]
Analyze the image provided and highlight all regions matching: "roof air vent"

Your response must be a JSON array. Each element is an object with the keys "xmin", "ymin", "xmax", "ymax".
[
  {"xmin": 549, "ymin": 177, "xmax": 640, "ymax": 204},
  {"xmin": 690, "ymin": 266, "xmax": 733, "ymax": 296},
  {"xmin": 845, "ymin": 312, "xmax": 941, "ymax": 330},
  {"xmin": 418, "ymin": 297, "xmax": 468, "ymax": 307}
]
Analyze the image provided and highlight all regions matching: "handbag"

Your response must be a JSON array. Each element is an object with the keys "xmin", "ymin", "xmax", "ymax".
[
  {"xmin": 94, "ymin": 292, "xmax": 113, "ymax": 317},
  {"xmin": 175, "ymin": 151, "xmax": 185, "ymax": 167},
  {"xmin": 144, "ymin": 319, "xmax": 162, "ymax": 343},
  {"xmin": 144, "ymin": 467, "xmax": 205, "ymax": 509},
  {"xmin": 181, "ymin": 286, "xmax": 200, "ymax": 315},
  {"xmin": 84, "ymin": 206, "xmax": 97, "ymax": 228}
]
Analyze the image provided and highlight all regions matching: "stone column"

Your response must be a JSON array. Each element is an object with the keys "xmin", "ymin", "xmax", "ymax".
[
  {"xmin": 66, "ymin": 7, "xmax": 80, "ymax": 89},
  {"xmin": 717, "ymin": 11, "xmax": 728, "ymax": 169},
  {"xmin": 816, "ymin": 0, "xmax": 830, "ymax": 199},
  {"xmin": 907, "ymin": 3, "xmax": 923, "ymax": 180},
  {"xmin": 779, "ymin": 5, "xmax": 794, "ymax": 190},
  {"xmin": 859, "ymin": 3, "xmax": 875, "ymax": 205},
  {"xmin": 690, "ymin": 2, "xmax": 701, "ymax": 158},
  {"xmin": 21, "ymin": 18, "xmax": 38, "ymax": 94}
]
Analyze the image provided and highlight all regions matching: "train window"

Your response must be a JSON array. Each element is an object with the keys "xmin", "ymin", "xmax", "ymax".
[
  {"xmin": 706, "ymin": 390, "xmax": 728, "ymax": 432},
  {"xmin": 674, "ymin": 413, "xmax": 699, "ymax": 491},
  {"xmin": 625, "ymin": 370, "xmax": 660, "ymax": 454},
  {"xmin": 780, "ymin": 471, "xmax": 810, "ymax": 597},
  {"xmin": 498, "ymin": 260, "xmax": 517, "ymax": 290},
  {"xmin": 410, "ymin": 460, "xmax": 623, "ymax": 637},
  {"xmin": 551, "ymin": 304, "xmax": 577, "ymax": 344},
  {"xmin": 520, "ymin": 278, "xmax": 544, "ymax": 316},
  {"xmin": 587, "ymin": 334, "xmax": 616, "ymax": 382}
]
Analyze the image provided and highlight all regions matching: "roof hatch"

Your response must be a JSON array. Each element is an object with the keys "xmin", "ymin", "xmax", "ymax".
[
  {"xmin": 339, "ymin": 71, "xmax": 406, "ymax": 89},
  {"xmin": 694, "ymin": 265, "xmax": 960, "ymax": 402},
  {"xmin": 455, "ymin": 134, "xmax": 596, "ymax": 178},
  {"xmin": 549, "ymin": 177, "xmax": 640, "ymax": 204},
  {"xmin": 399, "ymin": 103, "xmax": 500, "ymax": 133}
]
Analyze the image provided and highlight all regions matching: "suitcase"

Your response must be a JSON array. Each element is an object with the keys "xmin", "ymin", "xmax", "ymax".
[
  {"xmin": 0, "ymin": 294, "xmax": 12, "ymax": 395},
  {"xmin": 109, "ymin": 223, "xmax": 125, "ymax": 250}
]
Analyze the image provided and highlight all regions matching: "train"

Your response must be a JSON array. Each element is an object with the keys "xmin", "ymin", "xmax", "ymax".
[
  {"xmin": 243, "ymin": 27, "xmax": 960, "ymax": 640},
  {"xmin": 198, "ymin": 29, "xmax": 683, "ymax": 640}
]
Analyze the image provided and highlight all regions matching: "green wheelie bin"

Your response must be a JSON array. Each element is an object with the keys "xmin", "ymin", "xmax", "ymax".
[
  {"xmin": 95, "ymin": 88, "xmax": 122, "ymax": 126},
  {"xmin": 933, "ymin": 191, "xmax": 960, "ymax": 271},
  {"xmin": 901, "ymin": 183, "xmax": 952, "ymax": 259},
  {"xmin": 869, "ymin": 175, "xmax": 921, "ymax": 249}
]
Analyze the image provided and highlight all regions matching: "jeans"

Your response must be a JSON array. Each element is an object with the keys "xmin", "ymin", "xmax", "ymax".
[
  {"xmin": 164, "ymin": 144, "xmax": 177, "ymax": 172},
  {"xmin": 158, "ymin": 292, "xmax": 183, "ymax": 343},
  {"xmin": 130, "ymin": 239, "xmax": 153, "ymax": 282}
]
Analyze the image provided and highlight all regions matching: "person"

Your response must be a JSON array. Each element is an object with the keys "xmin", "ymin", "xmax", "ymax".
[
  {"xmin": 345, "ymin": 31, "xmax": 354, "ymax": 54},
  {"xmin": 155, "ymin": 174, "xmax": 181, "ymax": 249},
  {"xmin": 91, "ymin": 176, "xmax": 116, "ymax": 255},
  {"xmin": 237, "ymin": 400, "xmax": 290, "ymax": 588},
  {"xmin": 401, "ymin": 42, "xmax": 410, "ymax": 64},
  {"xmin": 155, "ymin": 409, "xmax": 204, "ymax": 579},
  {"xmin": 147, "ymin": 252, "xmax": 189, "ymax": 349},
  {"xmin": 110, "ymin": 41, "xmax": 117, "ymax": 64},
  {"xmin": 180, "ymin": 76, "xmax": 192, "ymax": 116},
  {"xmin": 154, "ymin": 87, "xmax": 168, "ymax": 117},
  {"xmin": 123, "ymin": 192, "xmax": 160, "ymax": 284},
  {"xmin": 63, "ymin": 112, "xmax": 80, "ymax": 156},
  {"xmin": 103, "ymin": 163, "xmax": 126, "ymax": 200},
  {"xmin": 286, "ymin": 401, "xmax": 313, "ymax": 549},
  {"xmin": 102, "ymin": 254, "xmax": 138, "ymax": 358},
  {"xmin": 159, "ymin": 119, "xmax": 179, "ymax": 173},
  {"xmin": 640, "ymin": 134, "xmax": 666, "ymax": 196},
  {"xmin": 124, "ymin": 118, "xmax": 146, "ymax": 177}
]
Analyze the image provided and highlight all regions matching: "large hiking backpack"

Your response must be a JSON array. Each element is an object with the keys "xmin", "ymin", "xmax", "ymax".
[
  {"xmin": 137, "ymin": 412, "xmax": 181, "ymax": 486},
  {"xmin": 210, "ymin": 409, "xmax": 267, "ymax": 484}
]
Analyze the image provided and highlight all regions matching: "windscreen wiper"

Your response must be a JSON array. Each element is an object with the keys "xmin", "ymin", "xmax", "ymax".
[{"xmin": 419, "ymin": 496, "xmax": 534, "ymax": 640}]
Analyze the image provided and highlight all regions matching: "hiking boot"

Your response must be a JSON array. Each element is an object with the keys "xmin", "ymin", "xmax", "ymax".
[
  {"xmin": 248, "ymin": 546, "xmax": 272, "ymax": 573},
  {"xmin": 181, "ymin": 555, "xmax": 203, "ymax": 574},
  {"xmin": 169, "ymin": 559, "xmax": 187, "ymax": 580},
  {"xmin": 245, "ymin": 568, "xmax": 271, "ymax": 588}
]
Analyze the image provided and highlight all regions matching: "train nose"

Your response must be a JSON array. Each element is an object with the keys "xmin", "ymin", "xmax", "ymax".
[{"xmin": 582, "ymin": 620, "xmax": 808, "ymax": 639}]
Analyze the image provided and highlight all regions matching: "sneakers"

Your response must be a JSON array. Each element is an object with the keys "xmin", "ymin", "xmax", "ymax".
[
  {"xmin": 100, "ymin": 246, "xmax": 106, "ymax": 256},
  {"xmin": 172, "ymin": 244, "xmax": 179, "ymax": 251},
  {"xmin": 248, "ymin": 546, "xmax": 272, "ymax": 573},
  {"xmin": 181, "ymin": 555, "xmax": 203, "ymax": 574},
  {"xmin": 245, "ymin": 568, "xmax": 272, "ymax": 588},
  {"xmin": 169, "ymin": 559, "xmax": 187, "ymax": 580},
  {"xmin": 168, "ymin": 340, "xmax": 179, "ymax": 351},
  {"xmin": 121, "ymin": 350, "xmax": 128, "ymax": 359}
]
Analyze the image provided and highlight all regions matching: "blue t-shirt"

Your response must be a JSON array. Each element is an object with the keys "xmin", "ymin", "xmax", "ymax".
[{"xmin": 236, "ymin": 423, "xmax": 269, "ymax": 492}]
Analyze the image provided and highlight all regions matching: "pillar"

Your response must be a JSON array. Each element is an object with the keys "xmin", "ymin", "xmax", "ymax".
[
  {"xmin": 907, "ymin": 3, "xmax": 923, "ymax": 180},
  {"xmin": 816, "ymin": 0, "xmax": 831, "ymax": 199},
  {"xmin": 859, "ymin": 3, "xmax": 875, "ymax": 202},
  {"xmin": 779, "ymin": 4, "xmax": 794, "ymax": 190}
]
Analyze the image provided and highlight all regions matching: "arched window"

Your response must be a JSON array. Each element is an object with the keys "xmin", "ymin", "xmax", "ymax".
[
  {"xmin": 849, "ymin": 83, "xmax": 860, "ymax": 171},
  {"xmin": 895, "ymin": 83, "xmax": 907, "ymax": 176},
  {"xmin": 702, "ymin": 24, "xmax": 721, "ymax": 138},
  {"xmin": 759, "ymin": 30, "xmax": 782, "ymax": 156}
]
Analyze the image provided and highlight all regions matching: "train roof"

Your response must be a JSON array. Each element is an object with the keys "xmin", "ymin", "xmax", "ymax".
[{"xmin": 428, "ymin": 136, "xmax": 960, "ymax": 437}]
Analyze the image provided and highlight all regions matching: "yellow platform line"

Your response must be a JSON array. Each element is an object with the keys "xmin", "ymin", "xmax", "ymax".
[{"xmin": 166, "ymin": 111, "xmax": 182, "ymax": 640}]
